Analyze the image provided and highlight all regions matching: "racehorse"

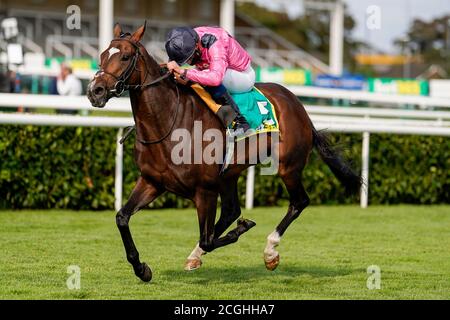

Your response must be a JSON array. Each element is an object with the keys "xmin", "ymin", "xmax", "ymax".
[{"xmin": 87, "ymin": 23, "xmax": 361, "ymax": 282}]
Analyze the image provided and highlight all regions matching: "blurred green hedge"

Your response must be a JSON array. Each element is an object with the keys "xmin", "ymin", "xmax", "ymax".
[{"xmin": 0, "ymin": 125, "xmax": 448, "ymax": 209}]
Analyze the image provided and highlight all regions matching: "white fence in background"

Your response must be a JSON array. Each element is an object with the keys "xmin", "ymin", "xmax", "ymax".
[
  {"xmin": 287, "ymin": 85, "xmax": 450, "ymax": 109},
  {"xmin": 1, "ymin": 92, "xmax": 450, "ymax": 211}
]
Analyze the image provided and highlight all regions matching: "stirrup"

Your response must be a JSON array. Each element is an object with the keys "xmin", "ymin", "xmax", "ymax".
[{"xmin": 229, "ymin": 127, "xmax": 255, "ymax": 141}]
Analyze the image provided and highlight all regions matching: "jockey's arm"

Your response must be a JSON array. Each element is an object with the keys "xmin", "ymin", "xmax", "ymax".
[{"xmin": 184, "ymin": 44, "xmax": 228, "ymax": 87}]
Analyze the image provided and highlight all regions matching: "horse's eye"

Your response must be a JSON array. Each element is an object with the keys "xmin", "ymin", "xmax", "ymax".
[{"xmin": 121, "ymin": 55, "xmax": 130, "ymax": 61}]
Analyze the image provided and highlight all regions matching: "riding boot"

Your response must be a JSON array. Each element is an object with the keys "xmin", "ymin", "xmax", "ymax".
[
  {"xmin": 215, "ymin": 104, "xmax": 236, "ymax": 128},
  {"xmin": 214, "ymin": 91, "xmax": 252, "ymax": 175},
  {"xmin": 215, "ymin": 91, "xmax": 251, "ymax": 138}
]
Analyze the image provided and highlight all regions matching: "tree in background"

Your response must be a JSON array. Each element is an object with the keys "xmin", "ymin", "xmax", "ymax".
[
  {"xmin": 395, "ymin": 15, "xmax": 450, "ymax": 74},
  {"xmin": 236, "ymin": 2, "xmax": 368, "ymax": 74}
]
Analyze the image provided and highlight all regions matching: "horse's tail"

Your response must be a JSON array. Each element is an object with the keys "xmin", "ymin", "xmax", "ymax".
[{"xmin": 312, "ymin": 127, "xmax": 361, "ymax": 195}]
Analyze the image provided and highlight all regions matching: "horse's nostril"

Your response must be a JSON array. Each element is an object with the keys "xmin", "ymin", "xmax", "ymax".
[{"xmin": 94, "ymin": 86, "xmax": 105, "ymax": 97}]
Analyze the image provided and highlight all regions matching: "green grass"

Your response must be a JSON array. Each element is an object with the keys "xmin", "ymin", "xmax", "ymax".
[{"xmin": 0, "ymin": 205, "xmax": 449, "ymax": 300}]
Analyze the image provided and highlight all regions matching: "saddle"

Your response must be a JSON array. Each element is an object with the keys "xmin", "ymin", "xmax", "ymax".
[{"xmin": 191, "ymin": 84, "xmax": 279, "ymax": 140}]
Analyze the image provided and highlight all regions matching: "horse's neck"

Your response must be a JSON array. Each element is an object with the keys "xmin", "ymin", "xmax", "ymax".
[
  {"xmin": 129, "ymin": 52, "xmax": 181, "ymax": 144},
  {"xmin": 129, "ymin": 49, "xmax": 221, "ymax": 148}
]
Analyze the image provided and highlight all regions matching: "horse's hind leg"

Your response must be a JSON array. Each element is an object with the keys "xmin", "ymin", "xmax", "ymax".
[
  {"xmin": 185, "ymin": 181, "xmax": 238, "ymax": 271},
  {"xmin": 264, "ymin": 170, "xmax": 310, "ymax": 271},
  {"xmin": 185, "ymin": 178, "xmax": 255, "ymax": 271},
  {"xmin": 116, "ymin": 177, "xmax": 162, "ymax": 282}
]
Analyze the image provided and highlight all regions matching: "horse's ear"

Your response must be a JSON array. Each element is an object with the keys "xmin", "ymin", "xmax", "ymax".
[
  {"xmin": 131, "ymin": 21, "xmax": 146, "ymax": 43},
  {"xmin": 113, "ymin": 23, "xmax": 122, "ymax": 38}
]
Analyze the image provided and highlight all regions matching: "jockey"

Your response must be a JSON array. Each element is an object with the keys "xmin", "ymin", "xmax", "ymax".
[{"xmin": 165, "ymin": 26, "xmax": 254, "ymax": 137}]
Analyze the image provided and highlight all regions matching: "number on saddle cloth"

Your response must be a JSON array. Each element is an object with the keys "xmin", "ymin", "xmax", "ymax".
[{"xmin": 230, "ymin": 88, "xmax": 279, "ymax": 132}]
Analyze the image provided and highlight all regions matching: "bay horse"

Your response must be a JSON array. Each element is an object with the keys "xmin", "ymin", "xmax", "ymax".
[{"xmin": 87, "ymin": 23, "xmax": 361, "ymax": 282}]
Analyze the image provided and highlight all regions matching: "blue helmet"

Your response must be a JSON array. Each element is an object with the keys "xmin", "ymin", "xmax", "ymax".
[{"xmin": 165, "ymin": 27, "xmax": 199, "ymax": 65}]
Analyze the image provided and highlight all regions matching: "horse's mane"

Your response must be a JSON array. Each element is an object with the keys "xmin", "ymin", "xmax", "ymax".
[{"xmin": 133, "ymin": 38, "xmax": 222, "ymax": 127}]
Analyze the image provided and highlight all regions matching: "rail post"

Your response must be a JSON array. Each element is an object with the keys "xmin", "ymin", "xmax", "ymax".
[
  {"xmin": 245, "ymin": 166, "xmax": 255, "ymax": 210},
  {"xmin": 115, "ymin": 128, "xmax": 124, "ymax": 212},
  {"xmin": 360, "ymin": 131, "xmax": 370, "ymax": 208}
]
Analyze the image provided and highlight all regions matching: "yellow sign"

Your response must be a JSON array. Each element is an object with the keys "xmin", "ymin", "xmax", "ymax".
[
  {"xmin": 68, "ymin": 59, "xmax": 93, "ymax": 71},
  {"xmin": 283, "ymin": 69, "xmax": 307, "ymax": 84},
  {"xmin": 397, "ymin": 81, "xmax": 422, "ymax": 95},
  {"xmin": 256, "ymin": 67, "xmax": 312, "ymax": 85},
  {"xmin": 356, "ymin": 54, "xmax": 420, "ymax": 66}
]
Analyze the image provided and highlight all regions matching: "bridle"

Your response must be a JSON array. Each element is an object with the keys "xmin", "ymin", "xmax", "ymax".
[
  {"xmin": 96, "ymin": 37, "xmax": 179, "ymax": 145},
  {"xmin": 97, "ymin": 38, "xmax": 172, "ymax": 97}
]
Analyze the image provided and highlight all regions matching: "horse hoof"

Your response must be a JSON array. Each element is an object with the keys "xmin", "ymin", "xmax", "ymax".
[
  {"xmin": 136, "ymin": 262, "xmax": 152, "ymax": 282},
  {"xmin": 237, "ymin": 218, "xmax": 256, "ymax": 230},
  {"xmin": 184, "ymin": 258, "xmax": 202, "ymax": 271},
  {"xmin": 264, "ymin": 254, "xmax": 280, "ymax": 271}
]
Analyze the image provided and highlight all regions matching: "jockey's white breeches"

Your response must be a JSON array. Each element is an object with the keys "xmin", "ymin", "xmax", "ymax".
[{"xmin": 223, "ymin": 66, "xmax": 255, "ymax": 94}]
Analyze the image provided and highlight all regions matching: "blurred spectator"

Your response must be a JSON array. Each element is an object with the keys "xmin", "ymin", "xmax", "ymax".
[
  {"xmin": 0, "ymin": 69, "xmax": 22, "ymax": 111},
  {"xmin": 0, "ymin": 67, "xmax": 10, "ymax": 93},
  {"xmin": 0, "ymin": 69, "xmax": 15, "ymax": 93},
  {"xmin": 56, "ymin": 63, "xmax": 82, "ymax": 114},
  {"xmin": 49, "ymin": 76, "xmax": 58, "ymax": 95}
]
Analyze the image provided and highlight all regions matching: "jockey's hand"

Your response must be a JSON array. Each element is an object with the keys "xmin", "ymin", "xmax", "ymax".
[
  {"xmin": 167, "ymin": 61, "xmax": 183, "ymax": 74},
  {"xmin": 173, "ymin": 70, "xmax": 190, "ymax": 86}
]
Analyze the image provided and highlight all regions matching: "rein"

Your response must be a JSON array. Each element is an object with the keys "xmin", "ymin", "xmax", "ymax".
[{"xmin": 98, "ymin": 37, "xmax": 179, "ymax": 145}]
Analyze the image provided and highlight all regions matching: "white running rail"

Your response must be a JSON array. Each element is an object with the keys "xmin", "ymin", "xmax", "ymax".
[
  {"xmin": 287, "ymin": 86, "xmax": 450, "ymax": 109},
  {"xmin": 1, "ymin": 92, "xmax": 449, "ymax": 211}
]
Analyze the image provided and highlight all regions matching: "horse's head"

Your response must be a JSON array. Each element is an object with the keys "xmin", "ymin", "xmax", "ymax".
[{"xmin": 87, "ymin": 23, "xmax": 146, "ymax": 108}]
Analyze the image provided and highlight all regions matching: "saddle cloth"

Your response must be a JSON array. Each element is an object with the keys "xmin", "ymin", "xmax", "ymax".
[{"xmin": 191, "ymin": 84, "xmax": 280, "ymax": 139}]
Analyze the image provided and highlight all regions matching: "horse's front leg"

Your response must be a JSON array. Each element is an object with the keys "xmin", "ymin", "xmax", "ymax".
[
  {"xmin": 194, "ymin": 188, "xmax": 219, "ymax": 254},
  {"xmin": 116, "ymin": 176, "xmax": 162, "ymax": 282}
]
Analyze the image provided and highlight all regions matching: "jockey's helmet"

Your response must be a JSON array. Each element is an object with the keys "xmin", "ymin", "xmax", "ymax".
[{"xmin": 165, "ymin": 27, "xmax": 199, "ymax": 65}]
